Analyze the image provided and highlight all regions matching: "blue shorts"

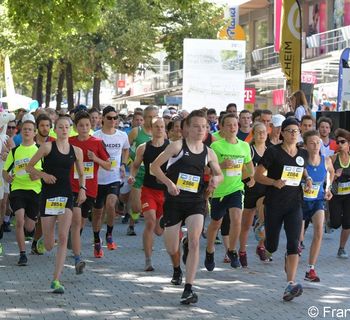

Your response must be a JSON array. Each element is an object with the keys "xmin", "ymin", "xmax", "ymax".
[
  {"xmin": 210, "ymin": 191, "xmax": 243, "ymax": 221},
  {"xmin": 302, "ymin": 199, "xmax": 325, "ymax": 221}
]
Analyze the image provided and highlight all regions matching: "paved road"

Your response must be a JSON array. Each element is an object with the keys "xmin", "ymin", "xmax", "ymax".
[{"xmin": 0, "ymin": 217, "xmax": 349, "ymax": 320}]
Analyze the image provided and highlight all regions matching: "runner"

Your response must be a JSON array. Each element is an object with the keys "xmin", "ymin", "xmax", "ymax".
[
  {"xmin": 151, "ymin": 110, "xmax": 223, "ymax": 304},
  {"xmin": 205, "ymin": 113, "xmax": 254, "ymax": 270},
  {"xmin": 255, "ymin": 117, "xmax": 311, "ymax": 301},
  {"xmin": 92, "ymin": 106, "xmax": 129, "ymax": 257},
  {"xmin": 237, "ymin": 110, "xmax": 252, "ymax": 141},
  {"xmin": 239, "ymin": 122, "xmax": 268, "ymax": 267},
  {"xmin": 31, "ymin": 114, "xmax": 55, "ymax": 255},
  {"xmin": 127, "ymin": 106, "xmax": 157, "ymax": 235},
  {"xmin": 26, "ymin": 115, "xmax": 86, "ymax": 293},
  {"xmin": 302, "ymin": 130, "xmax": 334, "ymax": 281},
  {"xmin": 128, "ymin": 117, "xmax": 169, "ymax": 271},
  {"xmin": 3, "ymin": 120, "xmax": 42, "ymax": 265},
  {"xmin": 69, "ymin": 111, "xmax": 111, "ymax": 272},
  {"xmin": 329, "ymin": 128, "xmax": 350, "ymax": 258}
]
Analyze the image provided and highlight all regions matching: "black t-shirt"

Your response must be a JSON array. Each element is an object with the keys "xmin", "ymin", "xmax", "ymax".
[
  {"xmin": 258, "ymin": 144, "xmax": 308, "ymax": 206},
  {"xmin": 237, "ymin": 129, "xmax": 249, "ymax": 141}
]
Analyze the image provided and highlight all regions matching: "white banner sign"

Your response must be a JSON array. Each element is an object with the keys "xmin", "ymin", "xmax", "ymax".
[
  {"xmin": 182, "ymin": 39, "xmax": 246, "ymax": 112},
  {"xmin": 342, "ymin": 68, "xmax": 350, "ymax": 102}
]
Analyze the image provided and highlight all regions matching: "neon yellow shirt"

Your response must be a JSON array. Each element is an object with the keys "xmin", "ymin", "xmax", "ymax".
[
  {"xmin": 4, "ymin": 144, "xmax": 42, "ymax": 194},
  {"xmin": 211, "ymin": 138, "xmax": 251, "ymax": 198}
]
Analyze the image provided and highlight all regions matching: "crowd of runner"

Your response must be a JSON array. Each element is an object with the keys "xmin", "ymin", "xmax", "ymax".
[{"xmin": 0, "ymin": 89, "xmax": 349, "ymax": 304}]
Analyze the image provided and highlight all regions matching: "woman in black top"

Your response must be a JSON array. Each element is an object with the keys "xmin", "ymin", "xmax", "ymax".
[
  {"xmin": 255, "ymin": 117, "xmax": 311, "ymax": 302},
  {"xmin": 26, "ymin": 116, "xmax": 85, "ymax": 294}
]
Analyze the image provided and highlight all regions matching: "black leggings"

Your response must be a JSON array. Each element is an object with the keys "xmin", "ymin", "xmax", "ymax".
[
  {"xmin": 329, "ymin": 195, "xmax": 350, "ymax": 229},
  {"xmin": 264, "ymin": 203, "xmax": 302, "ymax": 255}
]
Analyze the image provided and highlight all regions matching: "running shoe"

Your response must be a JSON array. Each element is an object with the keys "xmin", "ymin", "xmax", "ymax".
[
  {"xmin": 256, "ymin": 246, "xmax": 268, "ymax": 262},
  {"xmin": 180, "ymin": 290, "xmax": 198, "ymax": 305},
  {"xmin": 121, "ymin": 213, "xmax": 130, "ymax": 224},
  {"xmin": 37, "ymin": 239, "xmax": 46, "ymax": 254},
  {"xmin": 171, "ymin": 269, "xmax": 182, "ymax": 285},
  {"xmin": 282, "ymin": 283, "xmax": 303, "ymax": 301},
  {"xmin": 204, "ymin": 250, "xmax": 215, "ymax": 271},
  {"xmin": 18, "ymin": 254, "xmax": 28, "ymax": 266},
  {"xmin": 239, "ymin": 251, "xmax": 248, "ymax": 268},
  {"xmin": 130, "ymin": 212, "xmax": 140, "ymax": 222},
  {"xmin": 144, "ymin": 261, "xmax": 154, "ymax": 272},
  {"xmin": 51, "ymin": 280, "xmax": 65, "ymax": 294},
  {"xmin": 337, "ymin": 248, "xmax": 348, "ymax": 259},
  {"xmin": 75, "ymin": 260, "xmax": 86, "ymax": 275},
  {"xmin": 227, "ymin": 250, "xmax": 240, "ymax": 268},
  {"xmin": 126, "ymin": 226, "xmax": 136, "ymax": 236},
  {"xmin": 3, "ymin": 221, "xmax": 11, "ymax": 232},
  {"xmin": 94, "ymin": 242, "xmax": 104, "ymax": 258},
  {"xmin": 0, "ymin": 243, "xmax": 3, "ymax": 256},
  {"xmin": 31, "ymin": 244, "xmax": 43, "ymax": 255},
  {"xmin": 304, "ymin": 269, "xmax": 320, "ymax": 282},
  {"xmin": 265, "ymin": 250, "xmax": 273, "ymax": 261},
  {"xmin": 182, "ymin": 236, "xmax": 189, "ymax": 265},
  {"xmin": 223, "ymin": 253, "xmax": 231, "ymax": 263},
  {"xmin": 106, "ymin": 235, "xmax": 117, "ymax": 250},
  {"xmin": 215, "ymin": 235, "xmax": 222, "ymax": 245}
]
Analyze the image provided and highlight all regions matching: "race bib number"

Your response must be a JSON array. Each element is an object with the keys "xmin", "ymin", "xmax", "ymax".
[
  {"xmin": 74, "ymin": 162, "xmax": 94, "ymax": 179},
  {"xmin": 281, "ymin": 165, "xmax": 303, "ymax": 186},
  {"xmin": 14, "ymin": 158, "xmax": 30, "ymax": 176},
  {"xmin": 226, "ymin": 158, "xmax": 244, "ymax": 177},
  {"xmin": 338, "ymin": 182, "xmax": 350, "ymax": 195},
  {"xmin": 176, "ymin": 173, "xmax": 200, "ymax": 193},
  {"xmin": 303, "ymin": 184, "xmax": 320, "ymax": 200},
  {"xmin": 45, "ymin": 197, "xmax": 68, "ymax": 216}
]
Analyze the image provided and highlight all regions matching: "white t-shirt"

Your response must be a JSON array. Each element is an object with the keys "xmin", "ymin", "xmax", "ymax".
[
  {"xmin": 295, "ymin": 105, "xmax": 307, "ymax": 121},
  {"xmin": 93, "ymin": 129, "xmax": 130, "ymax": 185}
]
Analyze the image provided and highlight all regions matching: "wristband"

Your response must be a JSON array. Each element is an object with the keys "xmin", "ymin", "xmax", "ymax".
[{"xmin": 80, "ymin": 186, "xmax": 87, "ymax": 191}]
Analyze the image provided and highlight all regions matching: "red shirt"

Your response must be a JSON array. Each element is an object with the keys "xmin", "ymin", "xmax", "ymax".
[{"xmin": 69, "ymin": 136, "xmax": 110, "ymax": 198}]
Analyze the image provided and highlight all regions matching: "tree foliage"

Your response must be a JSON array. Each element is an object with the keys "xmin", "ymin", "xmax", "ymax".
[{"xmin": 0, "ymin": 0, "xmax": 223, "ymax": 106}]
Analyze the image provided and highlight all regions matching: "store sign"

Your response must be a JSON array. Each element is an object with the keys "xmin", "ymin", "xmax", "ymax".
[
  {"xmin": 301, "ymin": 72, "xmax": 317, "ymax": 84},
  {"xmin": 227, "ymin": 6, "xmax": 239, "ymax": 39},
  {"xmin": 117, "ymin": 80, "xmax": 125, "ymax": 88},
  {"xmin": 244, "ymin": 88, "xmax": 256, "ymax": 103}
]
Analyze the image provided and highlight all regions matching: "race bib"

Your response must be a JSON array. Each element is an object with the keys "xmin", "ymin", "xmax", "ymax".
[
  {"xmin": 45, "ymin": 197, "xmax": 68, "ymax": 215},
  {"xmin": 338, "ymin": 182, "xmax": 350, "ymax": 195},
  {"xmin": 303, "ymin": 183, "xmax": 320, "ymax": 200},
  {"xmin": 14, "ymin": 158, "xmax": 30, "ymax": 176},
  {"xmin": 281, "ymin": 165, "xmax": 303, "ymax": 186},
  {"xmin": 74, "ymin": 162, "xmax": 94, "ymax": 179},
  {"xmin": 226, "ymin": 158, "xmax": 244, "ymax": 177},
  {"xmin": 110, "ymin": 157, "xmax": 118, "ymax": 170},
  {"xmin": 176, "ymin": 173, "xmax": 200, "ymax": 193}
]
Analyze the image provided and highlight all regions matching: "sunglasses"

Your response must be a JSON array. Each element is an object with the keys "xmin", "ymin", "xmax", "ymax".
[
  {"xmin": 7, "ymin": 126, "xmax": 16, "ymax": 129},
  {"xmin": 283, "ymin": 128, "xmax": 300, "ymax": 134},
  {"xmin": 336, "ymin": 139, "xmax": 347, "ymax": 145},
  {"xmin": 106, "ymin": 116, "xmax": 118, "ymax": 120}
]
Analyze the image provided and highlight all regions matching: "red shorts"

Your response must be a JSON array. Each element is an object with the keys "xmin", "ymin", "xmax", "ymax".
[{"xmin": 141, "ymin": 186, "xmax": 165, "ymax": 219}]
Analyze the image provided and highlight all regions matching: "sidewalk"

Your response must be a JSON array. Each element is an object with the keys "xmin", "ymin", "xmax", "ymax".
[{"xmin": 0, "ymin": 218, "xmax": 349, "ymax": 320}]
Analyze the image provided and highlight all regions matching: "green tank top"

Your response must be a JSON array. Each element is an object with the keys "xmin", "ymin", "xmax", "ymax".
[{"xmin": 130, "ymin": 127, "xmax": 152, "ymax": 160}]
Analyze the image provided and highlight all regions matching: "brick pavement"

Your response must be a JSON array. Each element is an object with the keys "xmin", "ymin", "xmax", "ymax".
[{"xmin": 0, "ymin": 218, "xmax": 349, "ymax": 320}]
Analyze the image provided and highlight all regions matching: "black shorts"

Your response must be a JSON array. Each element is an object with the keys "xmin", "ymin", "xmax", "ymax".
[
  {"xmin": 72, "ymin": 193, "xmax": 95, "ymax": 218},
  {"xmin": 244, "ymin": 184, "xmax": 266, "ymax": 209},
  {"xmin": 9, "ymin": 190, "xmax": 40, "ymax": 221},
  {"xmin": 40, "ymin": 194, "xmax": 73, "ymax": 218},
  {"xmin": 94, "ymin": 182, "xmax": 121, "ymax": 209},
  {"xmin": 210, "ymin": 191, "xmax": 243, "ymax": 221},
  {"xmin": 163, "ymin": 199, "xmax": 206, "ymax": 228}
]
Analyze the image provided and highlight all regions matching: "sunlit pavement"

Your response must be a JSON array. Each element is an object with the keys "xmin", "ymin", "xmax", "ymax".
[{"xmin": 0, "ymin": 217, "xmax": 349, "ymax": 320}]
